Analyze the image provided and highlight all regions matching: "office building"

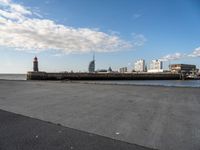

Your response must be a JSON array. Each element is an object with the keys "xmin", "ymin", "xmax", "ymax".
[
  {"xmin": 170, "ymin": 64, "xmax": 196, "ymax": 74},
  {"xmin": 134, "ymin": 59, "xmax": 145, "ymax": 72},
  {"xmin": 148, "ymin": 60, "xmax": 163, "ymax": 72}
]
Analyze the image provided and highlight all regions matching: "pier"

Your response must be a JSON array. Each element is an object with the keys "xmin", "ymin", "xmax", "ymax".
[{"xmin": 27, "ymin": 72, "xmax": 181, "ymax": 80}]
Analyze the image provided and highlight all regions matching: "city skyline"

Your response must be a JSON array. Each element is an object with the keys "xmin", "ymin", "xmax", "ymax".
[{"xmin": 0, "ymin": 0, "xmax": 200, "ymax": 73}]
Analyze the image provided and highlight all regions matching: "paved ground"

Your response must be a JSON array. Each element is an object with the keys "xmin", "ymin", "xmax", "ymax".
[
  {"xmin": 0, "ymin": 80, "xmax": 200, "ymax": 150},
  {"xmin": 0, "ymin": 109, "xmax": 152, "ymax": 150}
]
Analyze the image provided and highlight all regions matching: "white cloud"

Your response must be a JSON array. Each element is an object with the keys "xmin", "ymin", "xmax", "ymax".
[
  {"xmin": 160, "ymin": 47, "xmax": 200, "ymax": 62},
  {"xmin": 0, "ymin": 0, "xmax": 144, "ymax": 54},
  {"xmin": 0, "ymin": 0, "xmax": 10, "ymax": 4},
  {"xmin": 10, "ymin": 3, "xmax": 31, "ymax": 15},
  {"xmin": 188, "ymin": 47, "xmax": 200, "ymax": 57},
  {"xmin": 0, "ymin": 0, "xmax": 31, "ymax": 21},
  {"xmin": 159, "ymin": 52, "xmax": 186, "ymax": 61}
]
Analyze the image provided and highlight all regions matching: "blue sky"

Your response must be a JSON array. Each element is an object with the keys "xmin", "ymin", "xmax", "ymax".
[{"xmin": 0, "ymin": 0, "xmax": 200, "ymax": 73}]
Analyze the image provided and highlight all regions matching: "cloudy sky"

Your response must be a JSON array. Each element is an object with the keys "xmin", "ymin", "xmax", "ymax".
[{"xmin": 0, "ymin": 0, "xmax": 200, "ymax": 73}]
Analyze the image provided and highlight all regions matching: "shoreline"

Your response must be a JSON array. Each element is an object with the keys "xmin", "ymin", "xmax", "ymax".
[
  {"xmin": 0, "ymin": 79, "xmax": 199, "ymax": 88},
  {"xmin": 69, "ymin": 80, "xmax": 200, "ymax": 88}
]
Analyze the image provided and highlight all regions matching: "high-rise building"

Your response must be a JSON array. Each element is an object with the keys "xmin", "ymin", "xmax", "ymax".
[
  {"xmin": 148, "ymin": 60, "xmax": 163, "ymax": 72},
  {"xmin": 88, "ymin": 54, "xmax": 95, "ymax": 73},
  {"xmin": 134, "ymin": 59, "xmax": 145, "ymax": 72},
  {"xmin": 33, "ymin": 56, "xmax": 39, "ymax": 72},
  {"xmin": 119, "ymin": 67, "xmax": 128, "ymax": 73}
]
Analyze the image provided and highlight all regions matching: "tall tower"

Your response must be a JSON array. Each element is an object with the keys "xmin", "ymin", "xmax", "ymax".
[
  {"xmin": 93, "ymin": 53, "xmax": 95, "ymax": 62},
  {"xmin": 88, "ymin": 53, "xmax": 95, "ymax": 73},
  {"xmin": 33, "ymin": 56, "xmax": 39, "ymax": 72}
]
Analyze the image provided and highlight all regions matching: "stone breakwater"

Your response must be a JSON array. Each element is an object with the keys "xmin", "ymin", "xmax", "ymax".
[{"xmin": 27, "ymin": 71, "xmax": 181, "ymax": 80}]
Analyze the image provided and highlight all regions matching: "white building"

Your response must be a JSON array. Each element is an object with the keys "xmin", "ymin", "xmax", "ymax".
[
  {"xmin": 134, "ymin": 59, "xmax": 145, "ymax": 72},
  {"xmin": 148, "ymin": 60, "xmax": 163, "ymax": 72},
  {"xmin": 119, "ymin": 67, "xmax": 128, "ymax": 73}
]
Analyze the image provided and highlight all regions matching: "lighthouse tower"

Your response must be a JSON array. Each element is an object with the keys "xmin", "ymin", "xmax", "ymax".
[{"xmin": 33, "ymin": 56, "xmax": 39, "ymax": 72}]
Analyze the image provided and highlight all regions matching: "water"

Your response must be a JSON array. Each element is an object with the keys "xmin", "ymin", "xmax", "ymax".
[
  {"xmin": 0, "ymin": 74, "xmax": 26, "ymax": 80},
  {"xmin": 0, "ymin": 74, "xmax": 199, "ymax": 87},
  {"xmin": 83, "ymin": 80, "xmax": 200, "ymax": 88}
]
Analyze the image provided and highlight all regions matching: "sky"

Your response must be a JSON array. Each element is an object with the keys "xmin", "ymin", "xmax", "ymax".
[{"xmin": 0, "ymin": 0, "xmax": 200, "ymax": 73}]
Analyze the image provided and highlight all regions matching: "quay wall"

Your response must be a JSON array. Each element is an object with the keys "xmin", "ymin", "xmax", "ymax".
[{"xmin": 27, "ymin": 72, "xmax": 181, "ymax": 80}]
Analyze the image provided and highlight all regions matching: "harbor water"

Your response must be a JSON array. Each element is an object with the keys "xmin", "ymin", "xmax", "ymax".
[
  {"xmin": 81, "ymin": 80, "xmax": 200, "ymax": 88},
  {"xmin": 0, "ymin": 74, "xmax": 200, "ymax": 88},
  {"xmin": 0, "ymin": 74, "xmax": 26, "ymax": 80}
]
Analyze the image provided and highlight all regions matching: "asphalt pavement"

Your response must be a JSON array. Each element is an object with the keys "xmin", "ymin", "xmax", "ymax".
[
  {"xmin": 0, "ymin": 80, "xmax": 200, "ymax": 150},
  {"xmin": 0, "ymin": 109, "xmax": 153, "ymax": 150}
]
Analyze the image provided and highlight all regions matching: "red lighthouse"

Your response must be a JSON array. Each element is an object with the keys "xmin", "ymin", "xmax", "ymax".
[{"xmin": 33, "ymin": 56, "xmax": 39, "ymax": 72}]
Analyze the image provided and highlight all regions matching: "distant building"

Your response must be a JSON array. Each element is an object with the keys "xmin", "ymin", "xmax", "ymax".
[
  {"xmin": 134, "ymin": 59, "xmax": 145, "ymax": 72},
  {"xmin": 88, "ymin": 54, "xmax": 95, "ymax": 73},
  {"xmin": 108, "ymin": 66, "xmax": 112, "ymax": 72},
  {"xmin": 97, "ymin": 69, "xmax": 107, "ymax": 73},
  {"xmin": 33, "ymin": 56, "xmax": 39, "ymax": 72},
  {"xmin": 88, "ymin": 60, "xmax": 95, "ymax": 73},
  {"xmin": 170, "ymin": 64, "xmax": 196, "ymax": 74},
  {"xmin": 119, "ymin": 67, "xmax": 128, "ymax": 73},
  {"xmin": 148, "ymin": 60, "xmax": 163, "ymax": 73},
  {"xmin": 95, "ymin": 67, "xmax": 113, "ymax": 73}
]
